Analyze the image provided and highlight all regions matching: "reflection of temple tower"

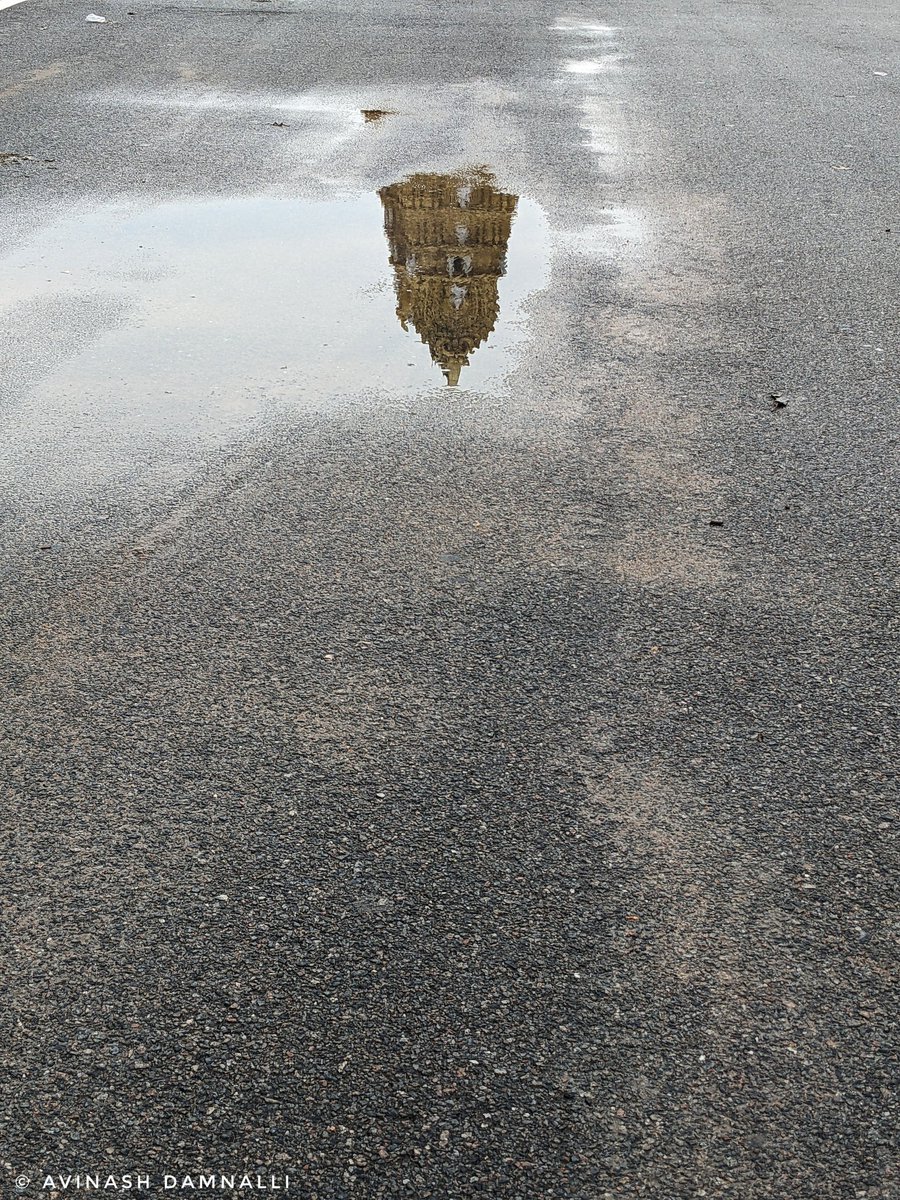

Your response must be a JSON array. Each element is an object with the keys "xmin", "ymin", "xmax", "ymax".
[{"xmin": 379, "ymin": 172, "xmax": 518, "ymax": 385}]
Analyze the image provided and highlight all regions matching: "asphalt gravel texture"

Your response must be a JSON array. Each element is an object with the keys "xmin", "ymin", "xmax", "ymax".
[{"xmin": 1, "ymin": 1, "xmax": 898, "ymax": 1198}]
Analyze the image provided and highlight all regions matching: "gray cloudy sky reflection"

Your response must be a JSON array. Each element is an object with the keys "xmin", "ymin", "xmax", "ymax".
[{"xmin": 0, "ymin": 190, "xmax": 549, "ymax": 496}]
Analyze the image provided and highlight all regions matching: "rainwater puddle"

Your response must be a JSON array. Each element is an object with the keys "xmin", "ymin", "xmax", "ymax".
[{"xmin": 0, "ymin": 172, "xmax": 549, "ymax": 493}]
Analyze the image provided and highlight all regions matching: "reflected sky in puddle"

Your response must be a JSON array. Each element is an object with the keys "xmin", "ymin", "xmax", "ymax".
[{"xmin": 0, "ymin": 174, "xmax": 549, "ymax": 493}]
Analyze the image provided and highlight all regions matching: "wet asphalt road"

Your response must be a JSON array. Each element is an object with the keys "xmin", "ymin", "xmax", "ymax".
[{"xmin": 1, "ymin": 1, "xmax": 899, "ymax": 1197}]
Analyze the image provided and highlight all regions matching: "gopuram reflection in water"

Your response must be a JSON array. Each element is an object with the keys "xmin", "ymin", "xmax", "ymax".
[{"xmin": 379, "ymin": 172, "xmax": 518, "ymax": 386}]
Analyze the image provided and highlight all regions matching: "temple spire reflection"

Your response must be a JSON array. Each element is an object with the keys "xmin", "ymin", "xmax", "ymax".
[{"xmin": 379, "ymin": 171, "xmax": 518, "ymax": 385}]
